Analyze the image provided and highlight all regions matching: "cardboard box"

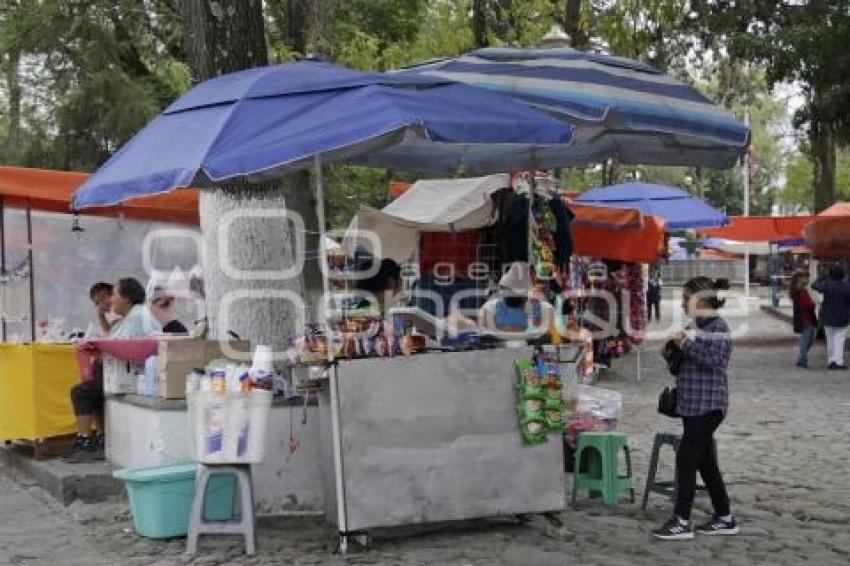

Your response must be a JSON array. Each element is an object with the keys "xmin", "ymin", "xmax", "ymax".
[{"xmin": 157, "ymin": 340, "xmax": 251, "ymax": 399}]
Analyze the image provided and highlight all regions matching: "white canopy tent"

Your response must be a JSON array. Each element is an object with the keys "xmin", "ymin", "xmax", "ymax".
[{"xmin": 344, "ymin": 174, "xmax": 509, "ymax": 262}]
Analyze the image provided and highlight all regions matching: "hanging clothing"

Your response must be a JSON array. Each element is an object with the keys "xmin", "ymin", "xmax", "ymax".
[
  {"xmin": 496, "ymin": 192, "xmax": 573, "ymax": 268},
  {"xmin": 624, "ymin": 264, "xmax": 646, "ymax": 341}
]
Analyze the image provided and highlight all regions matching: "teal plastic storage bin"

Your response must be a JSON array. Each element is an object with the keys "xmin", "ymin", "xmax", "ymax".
[{"xmin": 113, "ymin": 462, "xmax": 235, "ymax": 539}]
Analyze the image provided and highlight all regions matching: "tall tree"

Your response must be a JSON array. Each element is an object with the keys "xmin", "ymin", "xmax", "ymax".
[
  {"xmin": 473, "ymin": 0, "xmax": 489, "ymax": 47},
  {"xmin": 691, "ymin": 0, "xmax": 850, "ymax": 211},
  {"xmin": 178, "ymin": 0, "xmax": 320, "ymax": 351}
]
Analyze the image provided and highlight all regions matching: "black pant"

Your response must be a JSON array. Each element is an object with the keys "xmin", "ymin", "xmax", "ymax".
[
  {"xmin": 70, "ymin": 360, "xmax": 104, "ymax": 416},
  {"xmin": 674, "ymin": 410, "xmax": 731, "ymax": 520},
  {"xmin": 647, "ymin": 297, "xmax": 661, "ymax": 321}
]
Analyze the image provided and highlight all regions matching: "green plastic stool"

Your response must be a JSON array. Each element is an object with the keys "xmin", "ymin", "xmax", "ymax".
[
  {"xmin": 572, "ymin": 431, "xmax": 635, "ymax": 507},
  {"xmin": 606, "ymin": 432, "xmax": 636, "ymax": 506}
]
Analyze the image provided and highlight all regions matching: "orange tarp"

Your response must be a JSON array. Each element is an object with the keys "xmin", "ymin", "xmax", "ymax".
[
  {"xmin": 0, "ymin": 166, "xmax": 199, "ymax": 225},
  {"xmin": 804, "ymin": 202, "xmax": 850, "ymax": 258},
  {"xmin": 569, "ymin": 202, "xmax": 642, "ymax": 229},
  {"xmin": 571, "ymin": 214, "xmax": 665, "ymax": 263},
  {"xmin": 388, "ymin": 181, "xmax": 412, "ymax": 199},
  {"xmin": 700, "ymin": 216, "xmax": 814, "ymax": 242},
  {"xmin": 819, "ymin": 202, "xmax": 850, "ymax": 216}
]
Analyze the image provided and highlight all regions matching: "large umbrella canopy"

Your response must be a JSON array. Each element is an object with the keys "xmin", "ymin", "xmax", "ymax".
[
  {"xmin": 575, "ymin": 182, "xmax": 728, "ymax": 230},
  {"xmin": 804, "ymin": 201, "xmax": 850, "ymax": 258},
  {"xmin": 401, "ymin": 48, "xmax": 750, "ymax": 168},
  {"xmin": 71, "ymin": 62, "xmax": 574, "ymax": 209}
]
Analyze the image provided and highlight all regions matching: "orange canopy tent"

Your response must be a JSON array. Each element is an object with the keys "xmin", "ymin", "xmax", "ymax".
[
  {"xmin": 0, "ymin": 166, "xmax": 199, "ymax": 225},
  {"xmin": 700, "ymin": 215, "xmax": 814, "ymax": 242},
  {"xmin": 568, "ymin": 201, "xmax": 665, "ymax": 263},
  {"xmin": 0, "ymin": 166, "xmax": 199, "ymax": 340},
  {"xmin": 804, "ymin": 202, "xmax": 850, "ymax": 258}
]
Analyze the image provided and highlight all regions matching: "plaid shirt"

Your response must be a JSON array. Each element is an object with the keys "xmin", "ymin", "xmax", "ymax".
[{"xmin": 676, "ymin": 316, "xmax": 731, "ymax": 416}]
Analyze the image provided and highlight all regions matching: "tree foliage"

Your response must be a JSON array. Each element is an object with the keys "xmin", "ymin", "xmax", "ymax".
[{"xmin": 0, "ymin": 0, "xmax": 826, "ymax": 225}]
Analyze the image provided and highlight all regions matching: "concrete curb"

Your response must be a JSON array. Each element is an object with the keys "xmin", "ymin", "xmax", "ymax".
[
  {"xmin": 0, "ymin": 445, "xmax": 124, "ymax": 505},
  {"xmin": 761, "ymin": 305, "xmax": 792, "ymax": 325}
]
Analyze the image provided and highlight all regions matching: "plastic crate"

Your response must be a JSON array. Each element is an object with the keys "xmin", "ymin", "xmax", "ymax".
[
  {"xmin": 188, "ymin": 390, "xmax": 272, "ymax": 464},
  {"xmin": 113, "ymin": 462, "xmax": 235, "ymax": 538}
]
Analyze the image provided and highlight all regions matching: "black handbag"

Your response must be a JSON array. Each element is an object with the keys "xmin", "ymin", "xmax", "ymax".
[
  {"xmin": 658, "ymin": 386, "xmax": 678, "ymax": 418},
  {"xmin": 661, "ymin": 339, "xmax": 685, "ymax": 377}
]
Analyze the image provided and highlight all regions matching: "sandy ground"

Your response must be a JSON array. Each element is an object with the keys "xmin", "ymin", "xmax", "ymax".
[{"xmin": 2, "ymin": 308, "xmax": 849, "ymax": 565}]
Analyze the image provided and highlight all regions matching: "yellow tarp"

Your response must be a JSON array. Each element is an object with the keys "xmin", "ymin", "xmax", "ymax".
[{"xmin": 0, "ymin": 344, "xmax": 78, "ymax": 440}]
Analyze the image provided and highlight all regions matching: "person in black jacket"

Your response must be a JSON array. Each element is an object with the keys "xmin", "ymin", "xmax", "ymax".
[
  {"xmin": 646, "ymin": 269, "xmax": 663, "ymax": 323},
  {"xmin": 811, "ymin": 265, "xmax": 850, "ymax": 369}
]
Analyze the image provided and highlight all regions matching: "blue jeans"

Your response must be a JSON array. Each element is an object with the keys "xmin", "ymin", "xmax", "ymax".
[{"xmin": 797, "ymin": 326, "xmax": 815, "ymax": 366}]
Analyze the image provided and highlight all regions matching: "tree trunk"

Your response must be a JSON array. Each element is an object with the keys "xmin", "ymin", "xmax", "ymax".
[
  {"xmin": 200, "ymin": 184, "xmax": 304, "ymax": 351},
  {"xmin": 564, "ymin": 0, "xmax": 587, "ymax": 49},
  {"xmin": 179, "ymin": 0, "xmax": 322, "ymax": 351},
  {"xmin": 5, "ymin": 49, "xmax": 21, "ymax": 150},
  {"xmin": 812, "ymin": 125, "xmax": 837, "ymax": 212},
  {"xmin": 473, "ymin": 0, "xmax": 488, "ymax": 48},
  {"xmin": 179, "ymin": 0, "xmax": 268, "ymax": 80},
  {"xmin": 286, "ymin": 0, "xmax": 309, "ymax": 55}
]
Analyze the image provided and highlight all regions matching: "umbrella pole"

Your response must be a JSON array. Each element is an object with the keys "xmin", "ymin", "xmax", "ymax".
[
  {"xmin": 315, "ymin": 154, "xmax": 348, "ymax": 554},
  {"xmin": 1, "ymin": 196, "xmax": 5, "ymax": 342},
  {"xmin": 26, "ymin": 199, "xmax": 35, "ymax": 341}
]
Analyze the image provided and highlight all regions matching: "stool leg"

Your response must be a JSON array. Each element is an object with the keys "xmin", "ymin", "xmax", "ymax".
[
  {"xmin": 238, "ymin": 466, "xmax": 256, "ymax": 556},
  {"xmin": 624, "ymin": 446, "xmax": 636, "ymax": 504},
  {"xmin": 187, "ymin": 464, "xmax": 211, "ymax": 555},
  {"xmin": 641, "ymin": 436, "xmax": 661, "ymax": 511},
  {"xmin": 571, "ymin": 446, "xmax": 583, "ymax": 505}
]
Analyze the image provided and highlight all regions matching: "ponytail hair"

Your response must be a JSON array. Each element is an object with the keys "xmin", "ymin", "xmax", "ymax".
[{"xmin": 683, "ymin": 276, "xmax": 728, "ymax": 310}]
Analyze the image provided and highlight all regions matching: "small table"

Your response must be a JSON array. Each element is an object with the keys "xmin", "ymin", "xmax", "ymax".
[{"xmin": 0, "ymin": 343, "xmax": 79, "ymax": 456}]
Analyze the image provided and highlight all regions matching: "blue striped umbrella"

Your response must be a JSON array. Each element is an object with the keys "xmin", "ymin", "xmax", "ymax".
[{"xmin": 402, "ymin": 48, "xmax": 750, "ymax": 169}]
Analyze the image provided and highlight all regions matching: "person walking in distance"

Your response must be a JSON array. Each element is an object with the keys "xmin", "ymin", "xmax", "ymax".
[
  {"xmin": 653, "ymin": 277, "xmax": 737, "ymax": 540},
  {"xmin": 646, "ymin": 269, "xmax": 663, "ymax": 323},
  {"xmin": 790, "ymin": 272, "xmax": 818, "ymax": 368},
  {"xmin": 811, "ymin": 265, "xmax": 850, "ymax": 369}
]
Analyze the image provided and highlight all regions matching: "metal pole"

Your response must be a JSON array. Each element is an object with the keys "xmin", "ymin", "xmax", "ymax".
[
  {"xmin": 315, "ymin": 154, "xmax": 348, "ymax": 553},
  {"xmin": 1, "ymin": 196, "xmax": 6, "ymax": 342},
  {"xmin": 742, "ymin": 113, "xmax": 751, "ymax": 299},
  {"xmin": 26, "ymin": 200, "xmax": 35, "ymax": 341}
]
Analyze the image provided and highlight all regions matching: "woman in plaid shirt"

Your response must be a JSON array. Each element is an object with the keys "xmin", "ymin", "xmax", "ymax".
[{"xmin": 653, "ymin": 276, "xmax": 738, "ymax": 540}]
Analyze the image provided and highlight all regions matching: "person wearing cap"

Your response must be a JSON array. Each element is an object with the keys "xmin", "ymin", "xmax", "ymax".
[{"xmin": 478, "ymin": 262, "xmax": 553, "ymax": 337}]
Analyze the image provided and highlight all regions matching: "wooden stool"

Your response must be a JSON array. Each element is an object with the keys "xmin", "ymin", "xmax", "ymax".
[{"xmin": 187, "ymin": 464, "xmax": 256, "ymax": 555}]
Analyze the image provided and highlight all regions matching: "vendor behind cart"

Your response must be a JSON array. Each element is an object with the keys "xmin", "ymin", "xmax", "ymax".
[
  {"xmin": 477, "ymin": 261, "xmax": 554, "ymax": 338},
  {"xmin": 67, "ymin": 278, "xmax": 161, "ymax": 463}
]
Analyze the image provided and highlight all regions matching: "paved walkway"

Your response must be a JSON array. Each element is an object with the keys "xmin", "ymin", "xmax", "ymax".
[{"xmin": 2, "ymin": 309, "xmax": 849, "ymax": 565}]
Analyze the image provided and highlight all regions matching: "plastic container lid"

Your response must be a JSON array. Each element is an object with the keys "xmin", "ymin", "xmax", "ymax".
[{"xmin": 113, "ymin": 462, "xmax": 198, "ymax": 483}]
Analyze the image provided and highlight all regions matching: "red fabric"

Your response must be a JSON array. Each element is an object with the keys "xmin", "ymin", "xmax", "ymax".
[
  {"xmin": 571, "ymin": 215, "xmax": 665, "ymax": 263},
  {"xmin": 419, "ymin": 231, "xmax": 480, "ymax": 274},
  {"xmin": 0, "ymin": 166, "xmax": 199, "ymax": 225},
  {"xmin": 75, "ymin": 339, "xmax": 160, "ymax": 381},
  {"xmin": 388, "ymin": 181, "xmax": 412, "ymax": 198},
  {"xmin": 792, "ymin": 290, "xmax": 817, "ymax": 328},
  {"xmin": 701, "ymin": 216, "xmax": 814, "ymax": 242},
  {"xmin": 568, "ymin": 201, "xmax": 643, "ymax": 229},
  {"xmin": 805, "ymin": 216, "xmax": 850, "ymax": 258},
  {"xmin": 819, "ymin": 202, "xmax": 850, "ymax": 216}
]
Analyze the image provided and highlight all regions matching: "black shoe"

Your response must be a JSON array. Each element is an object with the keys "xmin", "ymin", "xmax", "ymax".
[
  {"xmin": 695, "ymin": 515, "xmax": 739, "ymax": 536},
  {"xmin": 829, "ymin": 362, "xmax": 840, "ymax": 370},
  {"xmin": 92, "ymin": 434, "xmax": 106, "ymax": 461},
  {"xmin": 652, "ymin": 517, "xmax": 694, "ymax": 541},
  {"xmin": 65, "ymin": 435, "xmax": 98, "ymax": 464}
]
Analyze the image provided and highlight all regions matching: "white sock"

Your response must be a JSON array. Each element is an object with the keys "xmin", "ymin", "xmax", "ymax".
[
  {"xmin": 677, "ymin": 516, "xmax": 689, "ymax": 526},
  {"xmin": 720, "ymin": 514, "xmax": 732, "ymax": 522}
]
